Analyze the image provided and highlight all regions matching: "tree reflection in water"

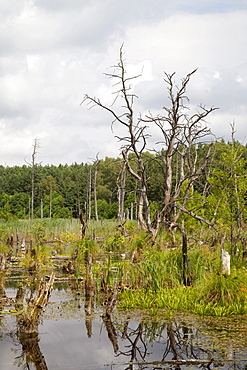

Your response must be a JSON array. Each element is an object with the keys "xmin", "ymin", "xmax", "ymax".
[
  {"xmin": 103, "ymin": 314, "xmax": 246, "ymax": 369},
  {"xmin": 1, "ymin": 283, "xmax": 247, "ymax": 369},
  {"xmin": 14, "ymin": 332, "xmax": 48, "ymax": 370}
]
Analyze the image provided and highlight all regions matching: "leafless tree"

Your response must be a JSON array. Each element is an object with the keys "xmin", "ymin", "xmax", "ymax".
[
  {"xmin": 117, "ymin": 159, "xmax": 127, "ymax": 221},
  {"xmin": 85, "ymin": 166, "xmax": 92, "ymax": 222},
  {"xmin": 93, "ymin": 155, "xmax": 100, "ymax": 221},
  {"xmin": 83, "ymin": 47, "xmax": 154, "ymax": 236},
  {"xmin": 83, "ymin": 47, "xmax": 217, "ymax": 241},
  {"xmin": 25, "ymin": 138, "xmax": 41, "ymax": 221},
  {"xmin": 146, "ymin": 71, "xmax": 217, "ymax": 231}
]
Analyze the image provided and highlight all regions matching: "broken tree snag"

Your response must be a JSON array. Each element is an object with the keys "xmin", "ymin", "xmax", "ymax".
[
  {"xmin": 79, "ymin": 212, "xmax": 87, "ymax": 239},
  {"xmin": 63, "ymin": 247, "xmax": 79, "ymax": 274},
  {"xmin": 16, "ymin": 273, "xmax": 55, "ymax": 335},
  {"xmin": 221, "ymin": 248, "xmax": 230, "ymax": 275},
  {"xmin": 116, "ymin": 220, "xmax": 128, "ymax": 237}
]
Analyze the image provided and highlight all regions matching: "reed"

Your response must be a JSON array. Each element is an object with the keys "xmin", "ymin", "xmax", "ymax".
[{"xmin": 1, "ymin": 218, "xmax": 247, "ymax": 317}]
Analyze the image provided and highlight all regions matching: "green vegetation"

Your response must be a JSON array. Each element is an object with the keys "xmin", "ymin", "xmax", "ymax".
[
  {"xmin": 1, "ymin": 217, "xmax": 247, "ymax": 317},
  {"xmin": 2, "ymin": 53, "xmax": 247, "ymax": 319},
  {"xmin": 0, "ymin": 141, "xmax": 246, "ymax": 226}
]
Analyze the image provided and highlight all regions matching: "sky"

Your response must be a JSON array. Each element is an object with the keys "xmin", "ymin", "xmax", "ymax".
[{"xmin": 0, "ymin": 0, "xmax": 247, "ymax": 166}]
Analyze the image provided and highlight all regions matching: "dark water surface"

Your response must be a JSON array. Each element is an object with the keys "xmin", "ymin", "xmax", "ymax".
[{"xmin": 1, "ymin": 286, "xmax": 247, "ymax": 369}]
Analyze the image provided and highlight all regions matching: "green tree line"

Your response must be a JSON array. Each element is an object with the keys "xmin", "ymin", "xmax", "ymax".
[{"xmin": 0, "ymin": 140, "xmax": 246, "ymax": 231}]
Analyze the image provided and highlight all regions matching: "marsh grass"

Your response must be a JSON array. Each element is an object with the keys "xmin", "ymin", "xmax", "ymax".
[
  {"xmin": 1, "ymin": 218, "xmax": 247, "ymax": 317},
  {"xmin": 117, "ymin": 244, "xmax": 247, "ymax": 316},
  {"xmin": 195, "ymin": 270, "xmax": 247, "ymax": 306},
  {"xmin": 119, "ymin": 281, "xmax": 247, "ymax": 317},
  {"xmin": 0, "ymin": 218, "xmax": 82, "ymax": 242}
]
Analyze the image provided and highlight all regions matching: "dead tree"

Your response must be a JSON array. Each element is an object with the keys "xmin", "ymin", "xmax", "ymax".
[
  {"xmin": 83, "ymin": 47, "xmax": 217, "ymax": 240},
  {"xmin": 83, "ymin": 46, "xmax": 155, "ymax": 237},
  {"xmin": 86, "ymin": 167, "xmax": 92, "ymax": 222},
  {"xmin": 93, "ymin": 156, "xmax": 100, "ymax": 221},
  {"xmin": 15, "ymin": 273, "xmax": 55, "ymax": 335},
  {"xmin": 117, "ymin": 159, "xmax": 127, "ymax": 221},
  {"xmin": 25, "ymin": 138, "xmax": 41, "ymax": 221},
  {"xmin": 144, "ymin": 70, "xmax": 218, "ymax": 232}
]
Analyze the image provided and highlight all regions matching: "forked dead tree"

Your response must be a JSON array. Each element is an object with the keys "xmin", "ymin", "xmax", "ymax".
[{"xmin": 83, "ymin": 47, "xmax": 217, "ymax": 241}]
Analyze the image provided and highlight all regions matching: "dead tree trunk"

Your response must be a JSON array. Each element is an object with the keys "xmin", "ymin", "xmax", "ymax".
[
  {"xmin": 86, "ymin": 167, "xmax": 92, "ymax": 222},
  {"xmin": 83, "ymin": 47, "xmax": 217, "ymax": 240},
  {"xmin": 25, "ymin": 138, "xmax": 41, "ymax": 221},
  {"xmin": 117, "ymin": 160, "xmax": 127, "ymax": 221},
  {"xmin": 93, "ymin": 157, "xmax": 100, "ymax": 221},
  {"xmin": 16, "ymin": 273, "xmax": 55, "ymax": 335}
]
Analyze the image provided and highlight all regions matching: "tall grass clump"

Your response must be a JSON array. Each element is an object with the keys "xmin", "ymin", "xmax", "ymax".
[
  {"xmin": 195, "ymin": 270, "xmax": 247, "ymax": 307},
  {"xmin": 136, "ymin": 250, "xmax": 183, "ymax": 290},
  {"xmin": 188, "ymin": 244, "xmax": 221, "ymax": 282}
]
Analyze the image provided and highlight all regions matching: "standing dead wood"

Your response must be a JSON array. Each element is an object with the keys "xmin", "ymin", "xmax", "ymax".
[
  {"xmin": 93, "ymin": 156, "xmax": 100, "ymax": 221},
  {"xmin": 117, "ymin": 159, "xmax": 127, "ymax": 221},
  {"xmin": 79, "ymin": 212, "xmax": 87, "ymax": 239},
  {"xmin": 25, "ymin": 138, "xmax": 41, "ymax": 221},
  {"xmin": 83, "ymin": 46, "xmax": 155, "ymax": 238},
  {"xmin": 83, "ymin": 47, "xmax": 217, "ymax": 241},
  {"xmin": 62, "ymin": 248, "xmax": 79, "ymax": 274},
  {"xmin": 104, "ymin": 280, "xmax": 118, "ymax": 318},
  {"xmin": 16, "ymin": 273, "xmax": 55, "ymax": 335},
  {"xmin": 86, "ymin": 167, "xmax": 92, "ymax": 222},
  {"xmin": 181, "ymin": 228, "xmax": 192, "ymax": 286}
]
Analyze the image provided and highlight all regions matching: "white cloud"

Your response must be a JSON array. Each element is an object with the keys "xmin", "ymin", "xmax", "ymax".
[{"xmin": 0, "ymin": 1, "xmax": 246, "ymax": 166}]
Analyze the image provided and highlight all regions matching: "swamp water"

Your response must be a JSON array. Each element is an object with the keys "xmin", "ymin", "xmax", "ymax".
[{"xmin": 1, "ymin": 283, "xmax": 247, "ymax": 370}]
